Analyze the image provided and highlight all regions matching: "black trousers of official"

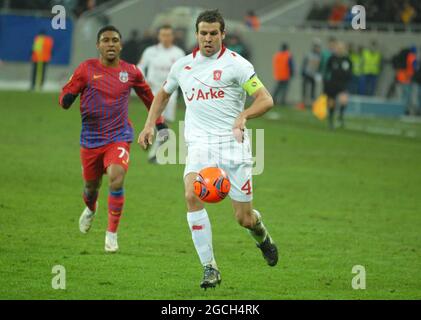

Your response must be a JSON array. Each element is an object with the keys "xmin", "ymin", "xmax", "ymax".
[
  {"xmin": 302, "ymin": 74, "xmax": 316, "ymax": 105},
  {"xmin": 31, "ymin": 61, "xmax": 47, "ymax": 90},
  {"xmin": 272, "ymin": 80, "xmax": 289, "ymax": 106}
]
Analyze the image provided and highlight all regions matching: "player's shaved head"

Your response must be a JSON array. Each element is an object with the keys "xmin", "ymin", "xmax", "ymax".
[{"xmin": 195, "ymin": 9, "xmax": 225, "ymax": 33}]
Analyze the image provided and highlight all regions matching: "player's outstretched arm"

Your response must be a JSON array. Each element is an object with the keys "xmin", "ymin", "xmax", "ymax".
[
  {"xmin": 58, "ymin": 64, "xmax": 85, "ymax": 110},
  {"xmin": 138, "ymin": 88, "xmax": 171, "ymax": 149},
  {"xmin": 233, "ymin": 87, "xmax": 273, "ymax": 140}
]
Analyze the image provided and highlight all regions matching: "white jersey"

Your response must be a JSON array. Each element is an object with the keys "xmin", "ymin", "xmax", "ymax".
[
  {"xmin": 138, "ymin": 43, "xmax": 185, "ymax": 92},
  {"xmin": 163, "ymin": 47, "xmax": 256, "ymax": 144}
]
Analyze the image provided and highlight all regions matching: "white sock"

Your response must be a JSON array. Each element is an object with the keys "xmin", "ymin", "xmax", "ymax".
[{"xmin": 187, "ymin": 209, "xmax": 217, "ymax": 268}]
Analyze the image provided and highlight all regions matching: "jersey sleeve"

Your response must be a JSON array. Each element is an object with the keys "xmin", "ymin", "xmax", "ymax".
[
  {"xmin": 235, "ymin": 58, "xmax": 265, "ymax": 96},
  {"xmin": 162, "ymin": 60, "xmax": 180, "ymax": 94},
  {"xmin": 133, "ymin": 66, "xmax": 154, "ymax": 108},
  {"xmin": 59, "ymin": 62, "xmax": 87, "ymax": 104},
  {"xmin": 235, "ymin": 58, "xmax": 256, "ymax": 87}
]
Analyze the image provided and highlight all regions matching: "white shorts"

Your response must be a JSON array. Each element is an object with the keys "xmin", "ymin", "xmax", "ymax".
[{"xmin": 183, "ymin": 136, "xmax": 253, "ymax": 202}]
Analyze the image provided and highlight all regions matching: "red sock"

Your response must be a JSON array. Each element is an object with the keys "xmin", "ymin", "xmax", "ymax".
[
  {"xmin": 108, "ymin": 189, "xmax": 124, "ymax": 233},
  {"xmin": 83, "ymin": 190, "xmax": 98, "ymax": 212}
]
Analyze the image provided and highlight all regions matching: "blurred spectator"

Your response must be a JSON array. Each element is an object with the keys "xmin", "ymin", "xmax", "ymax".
[
  {"xmin": 137, "ymin": 29, "xmax": 157, "ymax": 58},
  {"xmin": 121, "ymin": 29, "xmax": 141, "ymax": 65},
  {"xmin": 50, "ymin": 0, "xmax": 78, "ymax": 13},
  {"xmin": 324, "ymin": 41, "xmax": 352, "ymax": 129},
  {"xmin": 361, "ymin": 40, "xmax": 382, "ymax": 95},
  {"xmin": 396, "ymin": 45, "xmax": 417, "ymax": 115},
  {"xmin": 86, "ymin": 0, "xmax": 96, "ymax": 10},
  {"xmin": 31, "ymin": 29, "xmax": 54, "ymax": 91},
  {"xmin": 225, "ymin": 34, "xmax": 250, "ymax": 60},
  {"xmin": 300, "ymin": 38, "xmax": 321, "ymax": 109},
  {"xmin": 173, "ymin": 28, "xmax": 187, "ymax": 52},
  {"xmin": 244, "ymin": 10, "xmax": 260, "ymax": 30},
  {"xmin": 387, "ymin": 47, "xmax": 411, "ymax": 98},
  {"xmin": 413, "ymin": 62, "xmax": 421, "ymax": 115},
  {"xmin": 328, "ymin": 0, "xmax": 348, "ymax": 26},
  {"xmin": 306, "ymin": 0, "xmax": 421, "ymax": 29},
  {"xmin": 272, "ymin": 43, "xmax": 294, "ymax": 106},
  {"xmin": 307, "ymin": 2, "xmax": 331, "ymax": 21},
  {"xmin": 348, "ymin": 43, "xmax": 363, "ymax": 94},
  {"xmin": 400, "ymin": 1, "xmax": 416, "ymax": 25},
  {"xmin": 319, "ymin": 37, "xmax": 337, "ymax": 92}
]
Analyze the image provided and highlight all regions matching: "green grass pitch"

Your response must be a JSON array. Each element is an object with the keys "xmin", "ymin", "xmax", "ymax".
[{"xmin": 0, "ymin": 91, "xmax": 420, "ymax": 299}]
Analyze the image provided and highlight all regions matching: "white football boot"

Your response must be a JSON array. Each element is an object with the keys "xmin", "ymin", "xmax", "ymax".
[
  {"xmin": 79, "ymin": 202, "xmax": 98, "ymax": 234},
  {"xmin": 105, "ymin": 231, "xmax": 119, "ymax": 253}
]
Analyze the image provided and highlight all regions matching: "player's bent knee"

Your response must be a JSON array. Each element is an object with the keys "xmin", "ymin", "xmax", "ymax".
[
  {"xmin": 109, "ymin": 174, "xmax": 124, "ymax": 191},
  {"xmin": 185, "ymin": 190, "xmax": 202, "ymax": 208},
  {"xmin": 236, "ymin": 211, "xmax": 257, "ymax": 229}
]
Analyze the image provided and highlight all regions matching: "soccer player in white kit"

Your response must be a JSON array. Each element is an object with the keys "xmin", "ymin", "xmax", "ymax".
[
  {"xmin": 138, "ymin": 10, "xmax": 278, "ymax": 289},
  {"xmin": 137, "ymin": 25, "xmax": 185, "ymax": 162}
]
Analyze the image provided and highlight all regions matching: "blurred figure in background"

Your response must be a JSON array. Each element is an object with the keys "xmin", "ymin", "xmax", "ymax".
[
  {"xmin": 396, "ymin": 45, "xmax": 417, "ymax": 115},
  {"xmin": 272, "ymin": 43, "xmax": 294, "ymax": 106},
  {"xmin": 244, "ymin": 10, "xmax": 260, "ymax": 30},
  {"xmin": 173, "ymin": 28, "xmax": 187, "ymax": 52},
  {"xmin": 137, "ymin": 29, "xmax": 157, "ymax": 58},
  {"xmin": 137, "ymin": 24, "xmax": 185, "ymax": 163},
  {"xmin": 348, "ymin": 43, "xmax": 363, "ymax": 94},
  {"xmin": 400, "ymin": 0, "xmax": 417, "ymax": 26},
  {"xmin": 324, "ymin": 41, "xmax": 352, "ymax": 129},
  {"xmin": 319, "ymin": 37, "xmax": 337, "ymax": 95},
  {"xmin": 225, "ymin": 33, "xmax": 250, "ymax": 60},
  {"xmin": 120, "ymin": 29, "xmax": 141, "ymax": 65},
  {"xmin": 31, "ymin": 29, "xmax": 54, "ymax": 91},
  {"xmin": 328, "ymin": 0, "xmax": 348, "ymax": 27},
  {"xmin": 361, "ymin": 40, "xmax": 382, "ymax": 96},
  {"xmin": 300, "ymin": 38, "xmax": 321, "ymax": 109},
  {"xmin": 413, "ymin": 55, "xmax": 421, "ymax": 115}
]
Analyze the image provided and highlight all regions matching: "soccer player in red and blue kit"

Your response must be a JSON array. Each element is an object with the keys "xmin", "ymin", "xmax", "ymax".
[{"xmin": 59, "ymin": 25, "xmax": 167, "ymax": 252}]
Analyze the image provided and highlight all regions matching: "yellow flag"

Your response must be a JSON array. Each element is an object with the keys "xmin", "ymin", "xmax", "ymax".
[{"xmin": 312, "ymin": 94, "xmax": 327, "ymax": 120}]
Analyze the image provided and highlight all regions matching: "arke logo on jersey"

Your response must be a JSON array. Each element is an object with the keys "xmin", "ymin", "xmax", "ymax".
[
  {"xmin": 185, "ymin": 88, "xmax": 225, "ymax": 102},
  {"xmin": 119, "ymin": 71, "xmax": 128, "ymax": 83}
]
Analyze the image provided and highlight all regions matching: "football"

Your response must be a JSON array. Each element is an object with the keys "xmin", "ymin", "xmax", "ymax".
[{"xmin": 193, "ymin": 167, "xmax": 231, "ymax": 203}]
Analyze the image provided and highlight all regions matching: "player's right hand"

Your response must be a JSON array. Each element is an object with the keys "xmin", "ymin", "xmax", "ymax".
[{"xmin": 138, "ymin": 125, "xmax": 155, "ymax": 149}]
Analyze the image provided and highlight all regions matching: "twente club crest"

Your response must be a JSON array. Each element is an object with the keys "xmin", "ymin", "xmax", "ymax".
[
  {"xmin": 213, "ymin": 70, "xmax": 222, "ymax": 81},
  {"xmin": 119, "ymin": 71, "xmax": 129, "ymax": 83}
]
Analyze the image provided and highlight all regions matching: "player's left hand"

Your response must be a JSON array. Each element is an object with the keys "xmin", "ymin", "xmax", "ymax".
[{"xmin": 233, "ymin": 115, "xmax": 246, "ymax": 143}]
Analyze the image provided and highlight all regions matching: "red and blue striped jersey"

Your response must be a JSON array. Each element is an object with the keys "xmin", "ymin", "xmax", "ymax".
[{"xmin": 59, "ymin": 58, "xmax": 156, "ymax": 148}]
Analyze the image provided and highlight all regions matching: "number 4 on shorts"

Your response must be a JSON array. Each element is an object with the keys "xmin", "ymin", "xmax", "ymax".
[{"xmin": 241, "ymin": 180, "xmax": 252, "ymax": 195}]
